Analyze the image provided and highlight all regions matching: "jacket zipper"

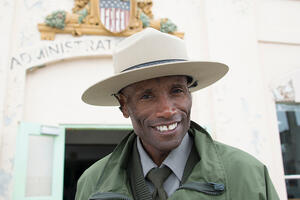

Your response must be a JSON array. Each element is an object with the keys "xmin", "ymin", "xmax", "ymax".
[
  {"xmin": 89, "ymin": 192, "xmax": 132, "ymax": 200},
  {"xmin": 177, "ymin": 182, "xmax": 225, "ymax": 195}
]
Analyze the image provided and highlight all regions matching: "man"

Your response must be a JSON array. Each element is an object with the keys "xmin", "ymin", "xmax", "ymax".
[{"xmin": 76, "ymin": 28, "xmax": 279, "ymax": 200}]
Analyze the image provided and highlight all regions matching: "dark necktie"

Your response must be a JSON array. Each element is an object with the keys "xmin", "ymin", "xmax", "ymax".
[{"xmin": 146, "ymin": 166, "xmax": 172, "ymax": 200}]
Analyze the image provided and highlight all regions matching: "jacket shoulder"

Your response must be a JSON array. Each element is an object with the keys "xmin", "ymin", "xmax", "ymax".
[
  {"xmin": 190, "ymin": 121, "xmax": 265, "ymax": 171},
  {"xmin": 214, "ymin": 141, "xmax": 279, "ymax": 199},
  {"xmin": 215, "ymin": 141, "xmax": 264, "ymax": 168},
  {"xmin": 190, "ymin": 121, "xmax": 279, "ymax": 199},
  {"xmin": 75, "ymin": 154, "xmax": 111, "ymax": 200}
]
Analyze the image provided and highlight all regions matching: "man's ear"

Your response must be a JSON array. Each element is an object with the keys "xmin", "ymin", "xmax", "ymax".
[{"xmin": 117, "ymin": 93, "xmax": 130, "ymax": 118}]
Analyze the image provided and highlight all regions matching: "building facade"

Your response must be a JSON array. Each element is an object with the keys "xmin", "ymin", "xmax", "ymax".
[{"xmin": 0, "ymin": 0, "xmax": 300, "ymax": 199}]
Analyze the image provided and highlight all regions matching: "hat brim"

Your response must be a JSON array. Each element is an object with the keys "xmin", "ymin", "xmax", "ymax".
[{"xmin": 82, "ymin": 61, "xmax": 228, "ymax": 106}]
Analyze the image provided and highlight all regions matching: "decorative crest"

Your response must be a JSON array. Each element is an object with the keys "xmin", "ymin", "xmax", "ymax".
[{"xmin": 38, "ymin": 0, "xmax": 184, "ymax": 40}]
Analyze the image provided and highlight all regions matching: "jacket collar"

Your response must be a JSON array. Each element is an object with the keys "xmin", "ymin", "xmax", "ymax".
[{"xmin": 186, "ymin": 121, "xmax": 227, "ymax": 185}]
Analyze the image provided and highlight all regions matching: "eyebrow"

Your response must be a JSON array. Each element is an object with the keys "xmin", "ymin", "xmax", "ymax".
[
  {"xmin": 138, "ymin": 88, "xmax": 152, "ymax": 94},
  {"xmin": 171, "ymin": 83, "xmax": 187, "ymax": 88},
  {"xmin": 136, "ymin": 83, "xmax": 187, "ymax": 94}
]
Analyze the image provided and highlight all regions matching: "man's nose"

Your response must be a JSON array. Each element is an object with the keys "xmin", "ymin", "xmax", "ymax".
[{"xmin": 155, "ymin": 95, "xmax": 176, "ymax": 119}]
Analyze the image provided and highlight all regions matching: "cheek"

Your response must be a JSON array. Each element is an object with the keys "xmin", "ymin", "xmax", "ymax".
[
  {"xmin": 128, "ymin": 101, "xmax": 151, "ymax": 120},
  {"xmin": 187, "ymin": 99, "xmax": 192, "ymax": 114},
  {"xmin": 179, "ymin": 96, "xmax": 192, "ymax": 115},
  {"xmin": 188, "ymin": 94, "xmax": 192, "ymax": 109},
  {"xmin": 127, "ymin": 106, "xmax": 145, "ymax": 129}
]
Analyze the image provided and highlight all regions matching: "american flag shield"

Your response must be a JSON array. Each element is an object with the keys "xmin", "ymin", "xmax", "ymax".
[{"xmin": 99, "ymin": 0, "xmax": 131, "ymax": 33}]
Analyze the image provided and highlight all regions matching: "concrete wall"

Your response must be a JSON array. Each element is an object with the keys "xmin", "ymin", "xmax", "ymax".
[{"xmin": 1, "ymin": 0, "xmax": 299, "ymax": 199}]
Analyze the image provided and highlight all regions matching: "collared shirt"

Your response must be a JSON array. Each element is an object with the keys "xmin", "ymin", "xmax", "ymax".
[{"xmin": 137, "ymin": 133, "xmax": 192, "ymax": 197}]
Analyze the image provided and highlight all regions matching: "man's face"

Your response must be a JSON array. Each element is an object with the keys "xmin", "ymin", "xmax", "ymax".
[{"xmin": 120, "ymin": 76, "xmax": 192, "ymax": 156}]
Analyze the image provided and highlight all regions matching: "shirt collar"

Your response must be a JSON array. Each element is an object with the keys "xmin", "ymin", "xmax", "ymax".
[{"xmin": 137, "ymin": 133, "xmax": 192, "ymax": 181}]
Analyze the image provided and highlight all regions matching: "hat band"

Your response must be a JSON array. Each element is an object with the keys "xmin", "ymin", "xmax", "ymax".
[{"xmin": 121, "ymin": 59, "xmax": 187, "ymax": 72}]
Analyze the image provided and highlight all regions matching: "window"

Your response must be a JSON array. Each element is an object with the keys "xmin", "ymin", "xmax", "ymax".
[{"xmin": 276, "ymin": 103, "xmax": 300, "ymax": 199}]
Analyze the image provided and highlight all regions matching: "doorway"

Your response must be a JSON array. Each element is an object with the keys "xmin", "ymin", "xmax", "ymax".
[{"xmin": 63, "ymin": 127, "xmax": 131, "ymax": 200}]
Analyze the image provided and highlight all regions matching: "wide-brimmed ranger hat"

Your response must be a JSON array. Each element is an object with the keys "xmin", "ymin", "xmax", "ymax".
[{"xmin": 82, "ymin": 28, "xmax": 229, "ymax": 106}]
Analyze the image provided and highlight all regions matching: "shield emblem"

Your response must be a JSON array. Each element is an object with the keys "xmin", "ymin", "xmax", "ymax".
[{"xmin": 99, "ymin": 0, "xmax": 131, "ymax": 33}]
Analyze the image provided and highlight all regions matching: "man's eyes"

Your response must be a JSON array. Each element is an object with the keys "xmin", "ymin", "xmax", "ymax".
[
  {"xmin": 140, "ymin": 94, "xmax": 152, "ymax": 100},
  {"xmin": 138, "ymin": 87, "xmax": 185, "ymax": 100},
  {"xmin": 172, "ymin": 88, "xmax": 184, "ymax": 94}
]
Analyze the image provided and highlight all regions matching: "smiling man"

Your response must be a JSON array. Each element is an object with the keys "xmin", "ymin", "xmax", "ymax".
[{"xmin": 76, "ymin": 28, "xmax": 279, "ymax": 200}]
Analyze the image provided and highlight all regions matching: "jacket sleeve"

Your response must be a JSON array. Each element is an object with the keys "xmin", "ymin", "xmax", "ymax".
[{"xmin": 264, "ymin": 166, "xmax": 280, "ymax": 200}]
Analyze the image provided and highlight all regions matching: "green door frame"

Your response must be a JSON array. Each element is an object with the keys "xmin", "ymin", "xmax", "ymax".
[
  {"xmin": 13, "ymin": 122, "xmax": 133, "ymax": 200},
  {"xmin": 13, "ymin": 122, "xmax": 132, "ymax": 200},
  {"xmin": 13, "ymin": 122, "xmax": 65, "ymax": 200}
]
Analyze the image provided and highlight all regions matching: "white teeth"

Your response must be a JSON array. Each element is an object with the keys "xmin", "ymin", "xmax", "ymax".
[
  {"xmin": 156, "ymin": 123, "xmax": 178, "ymax": 132},
  {"xmin": 169, "ymin": 123, "xmax": 177, "ymax": 130}
]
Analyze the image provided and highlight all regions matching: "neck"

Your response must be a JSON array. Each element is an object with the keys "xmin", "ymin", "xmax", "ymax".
[
  {"xmin": 140, "ymin": 140, "xmax": 170, "ymax": 166},
  {"xmin": 150, "ymin": 151, "xmax": 169, "ymax": 166}
]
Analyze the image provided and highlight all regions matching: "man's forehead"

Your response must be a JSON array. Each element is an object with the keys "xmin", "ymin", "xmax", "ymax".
[{"xmin": 121, "ymin": 75, "xmax": 188, "ymax": 93}]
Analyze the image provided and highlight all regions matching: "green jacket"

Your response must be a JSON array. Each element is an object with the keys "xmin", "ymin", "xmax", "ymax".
[{"xmin": 75, "ymin": 121, "xmax": 279, "ymax": 200}]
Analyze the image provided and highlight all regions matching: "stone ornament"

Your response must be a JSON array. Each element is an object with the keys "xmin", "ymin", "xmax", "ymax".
[{"xmin": 271, "ymin": 70, "xmax": 300, "ymax": 103}]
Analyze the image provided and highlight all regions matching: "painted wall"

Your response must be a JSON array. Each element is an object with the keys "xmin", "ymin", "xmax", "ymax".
[
  {"xmin": 23, "ymin": 57, "xmax": 130, "ymax": 125},
  {"xmin": 0, "ymin": 1, "xmax": 18, "ymax": 198},
  {"xmin": 257, "ymin": 2, "xmax": 300, "ymax": 198},
  {"xmin": 1, "ymin": 0, "xmax": 299, "ymax": 199}
]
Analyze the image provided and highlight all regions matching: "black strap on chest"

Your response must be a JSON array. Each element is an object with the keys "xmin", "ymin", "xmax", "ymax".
[{"xmin": 127, "ymin": 139, "xmax": 152, "ymax": 200}]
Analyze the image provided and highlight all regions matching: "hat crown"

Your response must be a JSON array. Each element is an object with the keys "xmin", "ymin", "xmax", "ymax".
[{"xmin": 113, "ymin": 28, "xmax": 188, "ymax": 73}]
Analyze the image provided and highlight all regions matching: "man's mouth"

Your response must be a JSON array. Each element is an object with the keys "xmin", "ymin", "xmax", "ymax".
[{"xmin": 155, "ymin": 122, "xmax": 178, "ymax": 132}]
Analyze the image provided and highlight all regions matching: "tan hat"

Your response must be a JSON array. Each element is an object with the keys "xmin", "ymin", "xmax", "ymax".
[{"xmin": 82, "ymin": 28, "xmax": 228, "ymax": 106}]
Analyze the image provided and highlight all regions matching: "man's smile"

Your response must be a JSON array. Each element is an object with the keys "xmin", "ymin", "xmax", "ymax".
[{"xmin": 153, "ymin": 122, "xmax": 179, "ymax": 133}]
